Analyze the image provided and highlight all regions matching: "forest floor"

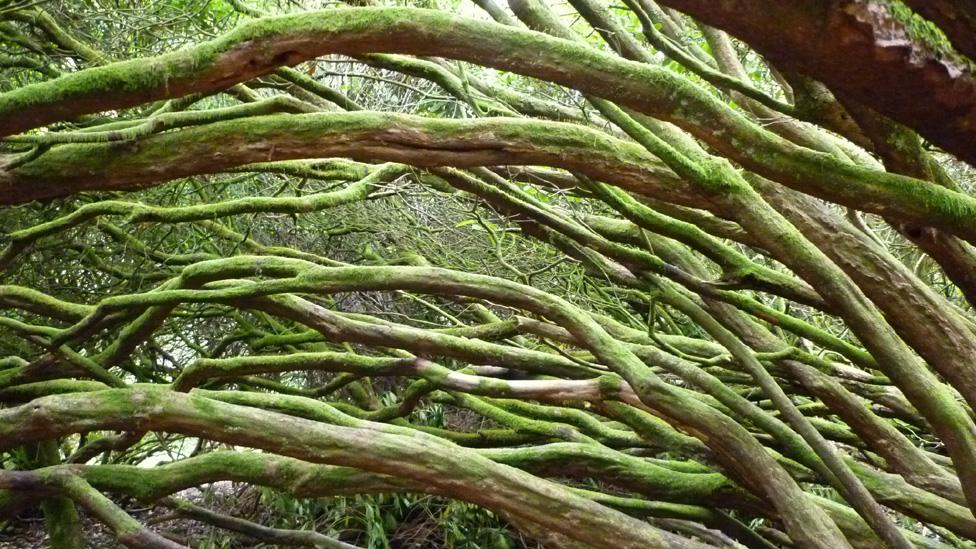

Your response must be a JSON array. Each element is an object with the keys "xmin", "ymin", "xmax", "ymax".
[
  {"xmin": 0, "ymin": 505, "xmax": 210, "ymax": 548},
  {"xmin": 0, "ymin": 484, "xmax": 231, "ymax": 548}
]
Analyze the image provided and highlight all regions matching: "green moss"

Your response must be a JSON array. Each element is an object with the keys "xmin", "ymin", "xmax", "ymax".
[{"xmin": 881, "ymin": 0, "xmax": 975, "ymax": 70}]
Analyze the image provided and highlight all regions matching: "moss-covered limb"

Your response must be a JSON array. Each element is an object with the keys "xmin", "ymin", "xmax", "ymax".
[
  {"xmin": 486, "ymin": 397, "xmax": 651, "ymax": 447},
  {"xmin": 170, "ymin": 259, "xmax": 852, "ymax": 546},
  {"xmin": 0, "ymin": 355, "xmax": 29, "ymax": 369},
  {"xmin": 653, "ymin": 0, "xmax": 976, "ymax": 165},
  {"xmin": 0, "ymin": 467, "xmax": 182, "ymax": 547},
  {"xmin": 508, "ymin": 234, "xmax": 968, "ymax": 533},
  {"xmin": 384, "ymin": 420, "xmax": 547, "ymax": 448},
  {"xmin": 0, "ymin": 389, "xmax": 714, "ymax": 549},
  {"xmin": 695, "ymin": 24, "xmax": 855, "ymax": 161},
  {"xmin": 611, "ymin": 325, "xmax": 844, "ymax": 476},
  {"xmin": 170, "ymin": 351, "xmax": 404, "ymax": 391},
  {"xmin": 434, "ymin": 318, "xmax": 522, "ymax": 340},
  {"xmin": 585, "ymin": 313, "xmax": 723, "ymax": 356},
  {"xmin": 234, "ymin": 297, "xmax": 601, "ymax": 379},
  {"xmin": 160, "ymin": 497, "xmax": 362, "ymax": 549},
  {"xmin": 575, "ymin": 488, "xmax": 780, "ymax": 549},
  {"xmin": 0, "ymin": 19, "xmax": 50, "ymax": 54},
  {"xmin": 263, "ymin": 78, "xmax": 343, "ymax": 112},
  {"xmin": 630, "ymin": 0, "xmax": 716, "ymax": 65},
  {"xmin": 5, "ymin": 10, "xmax": 111, "ymax": 65},
  {"xmin": 684, "ymin": 286, "xmax": 874, "ymax": 370},
  {"xmin": 0, "ymin": 9, "xmax": 970, "ymax": 243},
  {"xmin": 572, "ymin": 0, "xmax": 796, "ymax": 117},
  {"xmin": 719, "ymin": 186, "xmax": 976, "ymax": 516},
  {"xmin": 589, "ymin": 181, "xmax": 826, "ymax": 311},
  {"xmin": 1, "ymin": 423, "xmax": 935, "ymax": 548},
  {"xmin": 40, "ymin": 492, "xmax": 84, "ymax": 549},
  {"xmin": 9, "ymin": 449, "xmax": 745, "ymax": 546},
  {"xmin": 900, "ymin": 0, "xmax": 976, "ymax": 60},
  {"xmin": 2, "ymin": 145, "xmax": 43, "ymax": 170},
  {"xmin": 198, "ymin": 385, "xmax": 552, "ymax": 449},
  {"xmin": 480, "ymin": 441, "xmax": 964, "ymax": 545},
  {"xmin": 845, "ymin": 460, "xmax": 976, "ymax": 540},
  {"xmin": 617, "ymin": 297, "xmax": 964, "ymax": 532},
  {"xmin": 811, "ymin": 495, "xmax": 956, "ymax": 549},
  {"xmin": 223, "ymin": 158, "xmax": 373, "ymax": 181},
  {"xmin": 756, "ymin": 179, "xmax": 976, "ymax": 415},
  {"xmin": 454, "ymin": 168, "xmax": 876, "ymax": 371},
  {"xmin": 83, "ymin": 280, "xmax": 185, "ymax": 374},
  {"xmin": 357, "ymin": 54, "xmax": 513, "ymax": 117},
  {"xmin": 656, "ymin": 510, "xmax": 748, "ymax": 546},
  {"xmin": 0, "ymin": 285, "xmax": 94, "ymax": 322},
  {"xmin": 0, "ymin": 315, "xmax": 64, "ymax": 340},
  {"xmin": 658, "ymin": 233, "xmax": 964, "ymax": 502},
  {"xmin": 5, "ymin": 95, "xmax": 317, "ymax": 146},
  {"xmin": 787, "ymin": 362, "xmax": 962, "ymax": 498},
  {"xmin": 96, "ymin": 222, "xmax": 218, "ymax": 266},
  {"xmin": 26, "ymin": 440, "xmax": 84, "ymax": 549},
  {"xmin": 441, "ymin": 392, "xmax": 598, "ymax": 444},
  {"xmin": 0, "ymin": 53, "xmax": 59, "ymax": 77},
  {"xmin": 175, "ymin": 351, "xmax": 629, "ymax": 404},
  {"xmin": 1, "ymin": 112, "xmax": 709, "ymax": 207},
  {"xmin": 275, "ymin": 67, "xmax": 364, "ymax": 111},
  {"xmin": 1, "ymin": 451, "xmax": 419, "ymax": 516},
  {"xmin": 337, "ymin": 304, "xmax": 521, "ymax": 342},
  {"xmin": 67, "ymin": 430, "xmax": 145, "ymax": 464},
  {"xmin": 479, "ymin": 442, "xmax": 757, "ymax": 509},
  {"xmin": 197, "ymin": 219, "xmax": 345, "ymax": 268},
  {"xmin": 0, "ymin": 326, "xmax": 123, "ymax": 390},
  {"xmin": 540, "ymin": 222, "xmax": 881, "ymax": 399},
  {"xmin": 843, "ymin": 380, "xmax": 930, "ymax": 429},
  {"xmin": 646, "ymin": 276, "xmax": 916, "ymax": 549},
  {"xmin": 248, "ymin": 296, "xmax": 522, "ymax": 352},
  {"xmin": 245, "ymin": 328, "xmax": 324, "ymax": 350},
  {"xmin": 46, "ymin": 344, "xmax": 126, "ymax": 389},
  {"xmin": 621, "ymin": 316, "xmax": 839, "ymax": 473},
  {"xmin": 834, "ymin": 94, "xmax": 976, "ymax": 311},
  {"xmin": 0, "ymin": 163, "xmax": 405, "ymax": 268},
  {"xmin": 632, "ymin": 197, "xmax": 761, "ymax": 249},
  {"xmin": 0, "ymin": 379, "xmax": 110, "ymax": 403},
  {"xmin": 506, "ymin": 0, "xmax": 731, "ymax": 188},
  {"xmin": 50, "ymin": 472, "xmax": 186, "ymax": 548},
  {"xmin": 596, "ymin": 402, "xmax": 712, "ymax": 460},
  {"xmin": 899, "ymin": 223, "xmax": 976, "ymax": 311},
  {"xmin": 220, "ymin": 374, "xmax": 324, "ymax": 398}
]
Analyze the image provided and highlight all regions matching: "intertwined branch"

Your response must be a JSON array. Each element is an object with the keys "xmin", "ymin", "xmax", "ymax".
[{"xmin": 1, "ymin": 1, "xmax": 976, "ymax": 548}]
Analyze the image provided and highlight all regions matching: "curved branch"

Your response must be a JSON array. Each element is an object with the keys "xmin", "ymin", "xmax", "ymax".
[
  {"xmin": 0, "ymin": 388, "xmax": 714, "ymax": 549},
  {"xmin": 1, "ymin": 8, "xmax": 975, "ymax": 244}
]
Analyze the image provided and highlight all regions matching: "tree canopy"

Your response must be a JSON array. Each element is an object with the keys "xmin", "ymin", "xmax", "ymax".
[{"xmin": 2, "ymin": 0, "xmax": 976, "ymax": 548}]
